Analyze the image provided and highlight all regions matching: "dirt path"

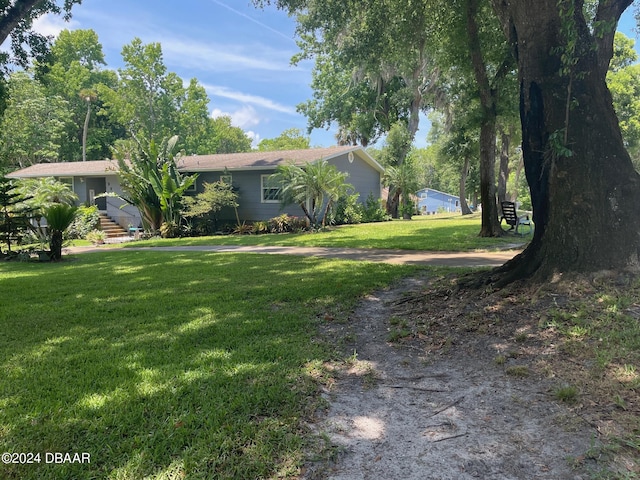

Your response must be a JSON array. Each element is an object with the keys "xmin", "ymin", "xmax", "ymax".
[
  {"xmin": 65, "ymin": 244, "xmax": 522, "ymax": 267},
  {"xmin": 305, "ymin": 276, "xmax": 599, "ymax": 479}
]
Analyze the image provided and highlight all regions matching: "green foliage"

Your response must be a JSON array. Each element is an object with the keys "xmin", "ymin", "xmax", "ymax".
[
  {"xmin": 0, "ymin": 251, "xmax": 416, "ymax": 479},
  {"xmin": 67, "ymin": 205, "xmax": 100, "ymax": 239},
  {"xmin": 331, "ymin": 193, "xmax": 363, "ymax": 225},
  {"xmin": 43, "ymin": 203, "xmax": 77, "ymax": 260},
  {"xmin": 0, "ymin": 175, "xmax": 33, "ymax": 254},
  {"xmin": 257, "ymin": 128, "xmax": 311, "ymax": 151},
  {"xmin": 0, "ymin": 72, "xmax": 70, "ymax": 169},
  {"xmin": 207, "ymin": 115, "xmax": 252, "ymax": 154},
  {"xmin": 85, "ymin": 229, "xmax": 106, "ymax": 245},
  {"xmin": 610, "ymin": 32, "xmax": 638, "ymax": 73},
  {"xmin": 98, "ymin": 38, "xmax": 234, "ymax": 155},
  {"xmin": 252, "ymin": 220, "xmax": 270, "ymax": 234},
  {"xmin": 271, "ymin": 160, "xmax": 353, "ymax": 228},
  {"xmin": 383, "ymin": 159, "xmax": 420, "ymax": 213},
  {"xmin": 378, "ymin": 122, "xmax": 413, "ymax": 168},
  {"xmin": 0, "ymin": 0, "xmax": 83, "ymax": 72},
  {"xmin": 17, "ymin": 177, "xmax": 78, "ymax": 211},
  {"xmin": 607, "ymin": 33, "xmax": 640, "ymax": 169},
  {"xmin": 38, "ymin": 29, "xmax": 121, "ymax": 162},
  {"xmin": 361, "ymin": 192, "xmax": 389, "ymax": 223},
  {"xmin": 114, "ymin": 135, "xmax": 197, "ymax": 232},
  {"xmin": 182, "ymin": 181, "xmax": 238, "ymax": 219},
  {"xmin": 159, "ymin": 220, "xmax": 181, "ymax": 239},
  {"xmin": 268, "ymin": 214, "xmax": 307, "ymax": 233},
  {"xmin": 286, "ymin": 0, "xmax": 439, "ymax": 145}
]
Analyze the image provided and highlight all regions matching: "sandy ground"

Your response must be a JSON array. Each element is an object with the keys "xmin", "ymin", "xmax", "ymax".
[
  {"xmin": 65, "ymin": 244, "xmax": 521, "ymax": 267},
  {"xmin": 304, "ymin": 276, "xmax": 600, "ymax": 480}
]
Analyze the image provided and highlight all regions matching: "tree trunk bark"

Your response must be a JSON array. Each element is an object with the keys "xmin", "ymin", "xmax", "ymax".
[
  {"xmin": 497, "ymin": 128, "xmax": 510, "ymax": 212},
  {"xmin": 386, "ymin": 189, "xmax": 400, "ymax": 218},
  {"xmin": 459, "ymin": 156, "xmax": 473, "ymax": 215},
  {"xmin": 50, "ymin": 231, "xmax": 62, "ymax": 261},
  {"xmin": 466, "ymin": 0, "xmax": 503, "ymax": 237},
  {"xmin": 491, "ymin": 0, "xmax": 640, "ymax": 282},
  {"xmin": 478, "ymin": 117, "xmax": 501, "ymax": 235}
]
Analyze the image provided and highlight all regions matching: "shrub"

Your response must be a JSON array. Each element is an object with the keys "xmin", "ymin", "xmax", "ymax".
[
  {"xmin": 267, "ymin": 214, "xmax": 308, "ymax": 233},
  {"xmin": 332, "ymin": 194, "xmax": 363, "ymax": 225},
  {"xmin": 232, "ymin": 222, "xmax": 253, "ymax": 235},
  {"xmin": 361, "ymin": 193, "xmax": 389, "ymax": 223},
  {"xmin": 269, "ymin": 214, "xmax": 292, "ymax": 233},
  {"xmin": 252, "ymin": 220, "xmax": 270, "ymax": 234},
  {"xmin": 160, "ymin": 221, "xmax": 181, "ymax": 238},
  {"xmin": 68, "ymin": 205, "xmax": 100, "ymax": 239},
  {"xmin": 288, "ymin": 216, "xmax": 308, "ymax": 232},
  {"xmin": 86, "ymin": 230, "xmax": 107, "ymax": 245}
]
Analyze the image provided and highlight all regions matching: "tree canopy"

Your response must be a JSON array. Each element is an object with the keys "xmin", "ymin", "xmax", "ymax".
[
  {"xmin": 256, "ymin": 0, "xmax": 640, "ymax": 282},
  {"xmin": 257, "ymin": 128, "xmax": 310, "ymax": 151}
]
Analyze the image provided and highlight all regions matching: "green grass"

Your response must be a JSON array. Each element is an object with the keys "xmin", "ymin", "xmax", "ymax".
[
  {"xmin": 0, "ymin": 251, "xmax": 420, "ymax": 479},
  {"xmin": 126, "ymin": 213, "xmax": 526, "ymax": 252}
]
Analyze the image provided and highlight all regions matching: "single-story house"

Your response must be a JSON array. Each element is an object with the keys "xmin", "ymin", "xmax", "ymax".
[
  {"xmin": 415, "ymin": 188, "xmax": 461, "ymax": 215},
  {"xmin": 7, "ymin": 146, "xmax": 384, "ymax": 228}
]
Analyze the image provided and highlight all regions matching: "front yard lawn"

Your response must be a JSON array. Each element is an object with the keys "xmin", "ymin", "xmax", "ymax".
[
  {"xmin": 0, "ymin": 251, "xmax": 420, "ymax": 479},
  {"xmin": 127, "ymin": 213, "xmax": 525, "ymax": 252}
]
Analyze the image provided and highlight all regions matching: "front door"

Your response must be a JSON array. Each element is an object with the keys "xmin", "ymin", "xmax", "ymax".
[{"xmin": 86, "ymin": 177, "xmax": 107, "ymax": 210}]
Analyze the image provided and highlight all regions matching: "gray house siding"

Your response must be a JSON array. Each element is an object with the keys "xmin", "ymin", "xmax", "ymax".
[
  {"xmin": 326, "ymin": 152, "xmax": 382, "ymax": 202},
  {"xmin": 187, "ymin": 170, "xmax": 300, "ymax": 223},
  {"xmin": 68, "ymin": 174, "xmax": 140, "ymax": 228},
  {"xmin": 104, "ymin": 176, "xmax": 141, "ymax": 228},
  {"xmin": 9, "ymin": 146, "xmax": 384, "ymax": 229}
]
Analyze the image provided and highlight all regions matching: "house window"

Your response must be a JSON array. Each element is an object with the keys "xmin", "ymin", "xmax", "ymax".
[
  {"xmin": 261, "ymin": 174, "xmax": 281, "ymax": 203},
  {"xmin": 220, "ymin": 174, "xmax": 232, "ymax": 185},
  {"xmin": 57, "ymin": 177, "xmax": 74, "ymax": 191},
  {"xmin": 186, "ymin": 178, "xmax": 197, "ymax": 192}
]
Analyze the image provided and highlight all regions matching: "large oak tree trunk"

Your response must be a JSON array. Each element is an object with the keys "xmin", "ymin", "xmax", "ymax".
[
  {"xmin": 459, "ymin": 156, "xmax": 473, "ymax": 215},
  {"xmin": 497, "ymin": 128, "xmax": 510, "ymax": 211},
  {"xmin": 467, "ymin": 0, "xmax": 503, "ymax": 236},
  {"xmin": 492, "ymin": 0, "xmax": 640, "ymax": 282},
  {"xmin": 478, "ymin": 117, "xmax": 501, "ymax": 235}
]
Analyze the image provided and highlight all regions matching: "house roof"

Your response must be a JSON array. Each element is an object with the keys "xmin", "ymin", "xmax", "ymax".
[
  {"xmin": 6, "ymin": 159, "xmax": 118, "ymax": 178},
  {"xmin": 178, "ymin": 145, "xmax": 384, "ymax": 172},
  {"xmin": 7, "ymin": 146, "xmax": 384, "ymax": 178},
  {"xmin": 416, "ymin": 187, "xmax": 459, "ymax": 199}
]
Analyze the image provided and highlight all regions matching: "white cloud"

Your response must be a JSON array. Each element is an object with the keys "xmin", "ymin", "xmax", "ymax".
[
  {"xmin": 162, "ymin": 38, "xmax": 292, "ymax": 73},
  {"xmin": 212, "ymin": 108, "xmax": 262, "ymax": 147},
  {"xmin": 76, "ymin": 10, "xmax": 295, "ymax": 74},
  {"xmin": 32, "ymin": 14, "xmax": 78, "ymax": 39},
  {"xmin": 245, "ymin": 131, "xmax": 261, "ymax": 149},
  {"xmin": 212, "ymin": 105, "xmax": 260, "ymax": 130},
  {"xmin": 205, "ymin": 84, "xmax": 296, "ymax": 115}
]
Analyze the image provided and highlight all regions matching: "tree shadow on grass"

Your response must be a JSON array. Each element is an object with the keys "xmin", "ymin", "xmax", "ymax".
[{"xmin": 0, "ymin": 251, "xmax": 416, "ymax": 479}]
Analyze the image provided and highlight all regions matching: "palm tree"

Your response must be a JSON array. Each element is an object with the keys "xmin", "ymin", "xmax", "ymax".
[
  {"xmin": 44, "ymin": 203, "xmax": 77, "ymax": 260},
  {"xmin": 271, "ymin": 160, "xmax": 352, "ymax": 228},
  {"xmin": 19, "ymin": 177, "xmax": 78, "ymax": 208},
  {"xmin": 383, "ymin": 160, "xmax": 420, "ymax": 219}
]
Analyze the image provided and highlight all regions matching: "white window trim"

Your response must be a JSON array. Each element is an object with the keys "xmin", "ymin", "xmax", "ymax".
[
  {"xmin": 57, "ymin": 176, "xmax": 74, "ymax": 191},
  {"xmin": 261, "ymin": 174, "xmax": 280, "ymax": 203}
]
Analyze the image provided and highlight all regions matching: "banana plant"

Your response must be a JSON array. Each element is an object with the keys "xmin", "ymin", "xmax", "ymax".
[{"xmin": 114, "ymin": 135, "xmax": 197, "ymax": 233}]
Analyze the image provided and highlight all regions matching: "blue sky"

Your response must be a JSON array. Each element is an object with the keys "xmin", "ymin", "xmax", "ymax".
[
  {"xmin": 29, "ymin": 1, "xmax": 640, "ymax": 150},
  {"xmin": 33, "ymin": 0, "xmax": 337, "ymax": 148}
]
